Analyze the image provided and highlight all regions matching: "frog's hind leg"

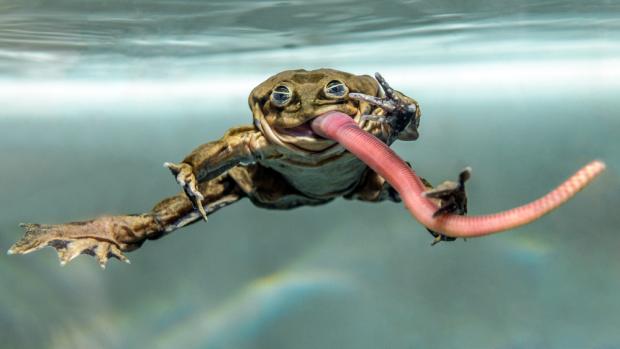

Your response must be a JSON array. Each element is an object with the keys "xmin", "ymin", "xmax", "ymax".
[{"xmin": 9, "ymin": 172, "xmax": 246, "ymax": 267}]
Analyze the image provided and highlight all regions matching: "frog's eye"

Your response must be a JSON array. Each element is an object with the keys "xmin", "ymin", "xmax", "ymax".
[
  {"xmin": 270, "ymin": 85, "xmax": 292, "ymax": 107},
  {"xmin": 324, "ymin": 80, "xmax": 349, "ymax": 98}
]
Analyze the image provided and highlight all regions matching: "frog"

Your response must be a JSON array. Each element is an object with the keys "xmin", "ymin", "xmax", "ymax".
[{"xmin": 9, "ymin": 68, "xmax": 468, "ymax": 267}]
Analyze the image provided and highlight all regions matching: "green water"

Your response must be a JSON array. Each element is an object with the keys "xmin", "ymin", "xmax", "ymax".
[{"xmin": 1, "ymin": 1, "xmax": 619, "ymax": 348}]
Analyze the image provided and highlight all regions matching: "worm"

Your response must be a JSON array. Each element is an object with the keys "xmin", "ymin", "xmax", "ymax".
[{"xmin": 311, "ymin": 111, "xmax": 606, "ymax": 238}]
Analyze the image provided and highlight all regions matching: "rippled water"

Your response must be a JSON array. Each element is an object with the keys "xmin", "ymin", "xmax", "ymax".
[
  {"xmin": 2, "ymin": 0, "xmax": 620, "ymax": 79},
  {"xmin": 1, "ymin": 1, "xmax": 619, "ymax": 348}
]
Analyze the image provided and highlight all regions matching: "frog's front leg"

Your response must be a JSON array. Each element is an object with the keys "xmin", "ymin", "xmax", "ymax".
[
  {"xmin": 164, "ymin": 125, "xmax": 278, "ymax": 221},
  {"xmin": 421, "ymin": 168, "xmax": 470, "ymax": 245},
  {"xmin": 349, "ymin": 72, "xmax": 421, "ymax": 142}
]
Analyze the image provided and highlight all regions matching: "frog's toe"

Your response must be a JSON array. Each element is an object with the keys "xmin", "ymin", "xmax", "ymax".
[
  {"xmin": 93, "ymin": 241, "xmax": 130, "ymax": 269},
  {"xmin": 360, "ymin": 114, "xmax": 387, "ymax": 123},
  {"xmin": 350, "ymin": 93, "xmax": 396, "ymax": 112},
  {"xmin": 8, "ymin": 223, "xmax": 52, "ymax": 255},
  {"xmin": 183, "ymin": 180, "xmax": 207, "ymax": 221},
  {"xmin": 427, "ymin": 228, "xmax": 457, "ymax": 246},
  {"xmin": 164, "ymin": 162, "xmax": 208, "ymax": 221}
]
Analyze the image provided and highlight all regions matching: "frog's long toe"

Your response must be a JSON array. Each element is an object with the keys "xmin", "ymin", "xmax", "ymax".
[
  {"xmin": 184, "ymin": 182, "xmax": 207, "ymax": 221},
  {"xmin": 350, "ymin": 93, "xmax": 396, "ymax": 111},
  {"xmin": 8, "ymin": 223, "xmax": 53, "ymax": 255},
  {"xmin": 360, "ymin": 114, "xmax": 388, "ymax": 123}
]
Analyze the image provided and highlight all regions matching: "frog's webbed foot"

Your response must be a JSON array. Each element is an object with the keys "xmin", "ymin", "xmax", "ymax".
[
  {"xmin": 8, "ymin": 221, "xmax": 132, "ymax": 268},
  {"xmin": 349, "ymin": 72, "xmax": 420, "ymax": 140},
  {"xmin": 164, "ymin": 162, "xmax": 208, "ymax": 221},
  {"xmin": 423, "ymin": 167, "xmax": 471, "ymax": 245}
]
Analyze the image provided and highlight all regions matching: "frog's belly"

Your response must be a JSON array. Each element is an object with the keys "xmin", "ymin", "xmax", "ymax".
[{"xmin": 259, "ymin": 153, "xmax": 367, "ymax": 199}]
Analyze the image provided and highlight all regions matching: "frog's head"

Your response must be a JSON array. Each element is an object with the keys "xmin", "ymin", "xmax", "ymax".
[{"xmin": 249, "ymin": 68, "xmax": 380, "ymax": 153}]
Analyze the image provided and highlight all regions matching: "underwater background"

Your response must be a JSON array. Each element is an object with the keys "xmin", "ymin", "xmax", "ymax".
[{"xmin": 1, "ymin": 0, "xmax": 619, "ymax": 348}]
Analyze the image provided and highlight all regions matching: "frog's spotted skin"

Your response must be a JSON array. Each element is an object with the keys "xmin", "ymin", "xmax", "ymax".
[{"xmin": 8, "ymin": 69, "xmax": 440, "ymax": 267}]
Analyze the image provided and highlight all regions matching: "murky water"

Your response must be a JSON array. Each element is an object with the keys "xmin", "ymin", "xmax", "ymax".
[{"xmin": 1, "ymin": 1, "xmax": 619, "ymax": 348}]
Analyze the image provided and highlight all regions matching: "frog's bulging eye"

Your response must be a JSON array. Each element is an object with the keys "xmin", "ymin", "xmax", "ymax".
[
  {"xmin": 324, "ymin": 80, "xmax": 349, "ymax": 98},
  {"xmin": 270, "ymin": 85, "xmax": 292, "ymax": 107}
]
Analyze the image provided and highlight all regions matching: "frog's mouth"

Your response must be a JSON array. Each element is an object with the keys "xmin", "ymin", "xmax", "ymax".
[
  {"xmin": 276, "ymin": 114, "xmax": 325, "ymax": 140},
  {"xmin": 252, "ymin": 99, "xmax": 378, "ymax": 156},
  {"xmin": 276, "ymin": 121, "xmax": 316, "ymax": 138},
  {"xmin": 273, "ymin": 109, "xmax": 362, "ymax": 153}
]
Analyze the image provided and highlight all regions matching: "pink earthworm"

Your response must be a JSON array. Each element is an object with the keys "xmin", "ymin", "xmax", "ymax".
[{"xmin": 311, "ymin": 111, "xmax": 606, "ymax": 238}]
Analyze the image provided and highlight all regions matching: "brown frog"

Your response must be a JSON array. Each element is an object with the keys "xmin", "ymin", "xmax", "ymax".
[{"xmin": 9, "ymin": 68, "xmax": 466, "ymax": 267}]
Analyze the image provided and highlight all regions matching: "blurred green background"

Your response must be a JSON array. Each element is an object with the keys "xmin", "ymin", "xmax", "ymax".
[{"xmin": 1, "ymin": 1, "xmax": 619, "ymax": 348}]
